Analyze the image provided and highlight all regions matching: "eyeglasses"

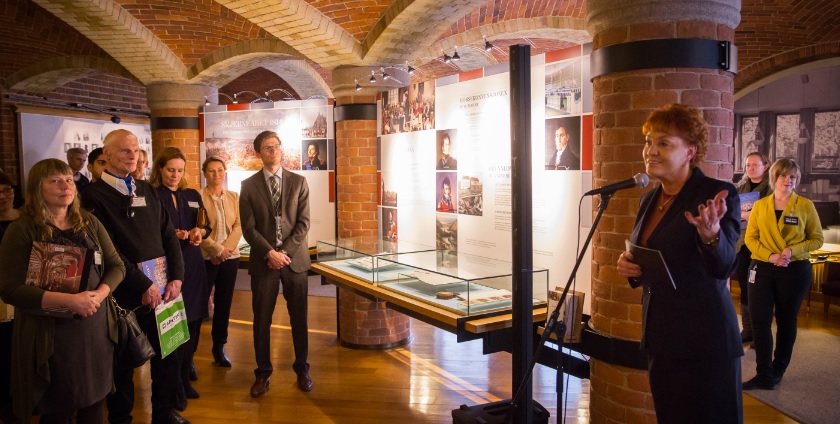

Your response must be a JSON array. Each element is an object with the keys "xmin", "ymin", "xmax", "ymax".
[
  {"xmin": 125, "ymin": 195, "xmax": 135, "ymax": 219},
  {"xmin": 260, "ymin": 145, "xmax": 281, "ymax": 153},
  {"xmin": 0, "ymin": 188, "xmax": 13, "ymax": 197}
]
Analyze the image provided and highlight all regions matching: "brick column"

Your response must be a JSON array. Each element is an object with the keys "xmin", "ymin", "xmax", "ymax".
[
  {"xmin": 330, "ymin": 67, "xmax": 411, "ymax": 348},
  {"xmin": 585, "ymin": 1, "xmax": 740, "ymax": 422},
  {"xmin": 146, "ymin": 82, "xmax": 215, "ymax": 188}
]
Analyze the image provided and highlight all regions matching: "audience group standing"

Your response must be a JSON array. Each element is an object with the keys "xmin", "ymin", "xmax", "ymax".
[
  {"xmin": 0, "ymin": 117, "xmax": 826, "ymax": 423},
  {"xmin": 0, "ymin": 128, "xmax": 312, "ymax": 423}
]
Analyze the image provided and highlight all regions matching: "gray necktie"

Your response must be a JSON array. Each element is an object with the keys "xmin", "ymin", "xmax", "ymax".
[{"xmin": 269, "ymin": 175, "xmax": 282, "ymax": 244}]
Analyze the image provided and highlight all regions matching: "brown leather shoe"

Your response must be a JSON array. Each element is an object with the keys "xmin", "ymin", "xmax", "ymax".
[
  {"xmin": 250, "ymin": 377, "xmax": 270, "ymax": 398},
  {"xmin": 296, "ymin": 371, "xmax": 313, "ymax": 392}
]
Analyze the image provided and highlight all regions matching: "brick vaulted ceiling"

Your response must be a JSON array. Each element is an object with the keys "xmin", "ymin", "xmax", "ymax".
[{"xmin": 2, "ymin": 0, "xmax": 840, "ymax": 98}]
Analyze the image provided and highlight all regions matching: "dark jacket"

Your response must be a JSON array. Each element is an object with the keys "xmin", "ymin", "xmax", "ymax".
[
  {"xmin": 629, "ymin": 167, "xmax": 743, "ymax": 360},
  {"xmin": 240, "ymin": 168, "xmax": 311, "ymax": 275}
]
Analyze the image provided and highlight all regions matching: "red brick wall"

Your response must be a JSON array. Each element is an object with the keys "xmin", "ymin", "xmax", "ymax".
[
  {"xmin": 335, "ymin": 118, "xmax": 378, "ymax": 239},
  {"xmin": 219, "ymin": 67, "xmax": 300, "ymax": 103},
  {"xmin": 0, "ymin": 74, "xmax": 148, "ymax": 185}
]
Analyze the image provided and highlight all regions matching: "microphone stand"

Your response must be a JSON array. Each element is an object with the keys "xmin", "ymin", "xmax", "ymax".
[{"xmin": 507, "ymin": 192, "xmax": 613, "ymax": 423}]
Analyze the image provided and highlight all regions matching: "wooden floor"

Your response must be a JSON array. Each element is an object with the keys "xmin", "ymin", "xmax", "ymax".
[{"xmin": 121, "ymin": 283, "xmax": 840, "ymax": 423}]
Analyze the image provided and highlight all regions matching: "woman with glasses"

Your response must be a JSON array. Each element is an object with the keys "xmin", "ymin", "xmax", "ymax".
[
  {"xmin": 199, "ymin": 157, "xmax": 241, "ymax": 368},
  {"xmin": 150, "ymin": 147, "xmax": 211, "ymax": 402},
  {"xmin": 734, "ymin": 152, "xmax": 772, "ymax": 344},
  {"xmin": 0, "ymin": 172, "xmax": 21, "ymax": 423},
  {"xmin": 0, "ymin": 160, "xmax": 125, "ymax": 423}
]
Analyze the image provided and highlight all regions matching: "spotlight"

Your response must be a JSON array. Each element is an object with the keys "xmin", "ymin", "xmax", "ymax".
[
  {"xmin": 355, "ymin": 79, "xmax": 362, "ymax": 91},
  {"xmin": 110, "ymin": 115, "xmax": 121, "ymax": 124},
  {"xmin": 204, "ymin": 96, "xmax": 210, "ymax": 106},
  {"xmin": 452, "ymin": 48, "xmax": 460, "ymax": 61},
  {"xmin": 407, "ymin": 65, "xmax": 415, "ymax": 75},
  {"xmin": 485, "ymin": 39, "xmax": 494, "ymax": 51},
  {"xmin": 382, "ymin": 71, "xmax": 390, "ymax": 80},
  {"xmin": 232, "ymin": 93, "xmax": 238, "ymax": 104},
  {"xmin": 443, "ymin": 53, "xmax": 451, "ymax": 63},
  {"xmin": 369, "ymin": 71, "xmax": 376, "ymax": 83}
]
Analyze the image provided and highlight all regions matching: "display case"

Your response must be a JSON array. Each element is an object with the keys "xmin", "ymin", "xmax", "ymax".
[
  {"xmin": 315, "ymin": 237, "xmax": 438, "ymax": 284},
  {"xmin": 374, "ymin": 250, "xmax": 549, "ymax": 316}
]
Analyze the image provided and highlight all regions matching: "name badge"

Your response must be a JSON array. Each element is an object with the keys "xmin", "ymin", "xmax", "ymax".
[
  {"xmin": 131, "ymin": 196, "xmax": 147, "ymax": 207},
  {"xmin": 94, "ymin": 251, "xmax": 102, "ymax": 265},
  {"xmin": 783, "ymin": 216, "xmax": 799, "ymax": 225},
  {"xmin": 188, "ymin": 201, "xmax": 200, "ymax": 208}
]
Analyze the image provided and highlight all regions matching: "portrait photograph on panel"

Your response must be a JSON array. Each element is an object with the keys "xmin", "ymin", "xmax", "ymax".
[
  {"xmin": 436, "ymin": 213, "xmax": 458, "ymax": 251},
  {"xmin": 457, "ymin": 173, "xmax": 483, "ymax": 216},
  {"xmin": 436, "ymin": 172, "xmax": 457, "ymax": 213},
  {"xmin": 436, "ymin": 129, "xmax": 458, "ymax": 170},
  {"xmin": 301, "ymin": 139, "xmax": 328, "ymax": 170},
  {"xmin": 545, "ymin": 116, "xmax": 581, "ymax": 170},
  {"xmin": 381, "ymin": 207, "xmax": 398, "ymax": 242},
  {"xmin": 545, "ymin": 58, "xmax": 583, "ymax": 117}
]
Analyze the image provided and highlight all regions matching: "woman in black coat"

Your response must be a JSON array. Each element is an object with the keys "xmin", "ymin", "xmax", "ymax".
[{"xmin": 617, "ymin": 104, "xmax": 743, "ymax": 423}]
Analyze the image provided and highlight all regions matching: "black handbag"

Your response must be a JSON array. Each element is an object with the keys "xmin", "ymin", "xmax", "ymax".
[{"xmin": 109, "ymin": 295, "xmax": 155, "ymax": 368}]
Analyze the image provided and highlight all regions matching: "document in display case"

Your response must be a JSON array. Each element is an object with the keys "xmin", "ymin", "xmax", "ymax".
[
  {"xmin": 375, "ymin": 250, "xmax": 549, "ymax": 316},
  {"xmin": 315, "ymin": 237, "xmax": 438, "ymax": 284}
]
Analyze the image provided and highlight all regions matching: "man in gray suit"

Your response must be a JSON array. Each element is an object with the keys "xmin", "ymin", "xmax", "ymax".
[{"xmin": 240, "ymin": 130, "xmax": 312, "ymax": 397}]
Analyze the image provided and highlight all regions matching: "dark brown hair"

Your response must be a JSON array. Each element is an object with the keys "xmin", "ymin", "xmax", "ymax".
[{"xmin": 253, "ymin": 131, "xmax": 281, "ymax": 152}]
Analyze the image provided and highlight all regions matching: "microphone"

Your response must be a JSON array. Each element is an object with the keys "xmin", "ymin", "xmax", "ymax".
[{"xmin": 584, "ymin": 173, "xmax": 649, "ymax": 196}]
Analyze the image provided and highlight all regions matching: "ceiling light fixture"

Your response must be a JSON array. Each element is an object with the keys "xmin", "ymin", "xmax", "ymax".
[
  {"xmin": 485, "ymin": 39, "xmax": 494, "ymax": 51},
  {"xmin": 452, "ymin": 47, "xmax": 460, "ymax": 61},
  {"xmin": 369, "ymin": 71, "xmax": 377, "ymax": 83},
  {"xmin": 443, "ymin": 52, "xmax": 451, "ymax": 63},
  {"xmin": 355, "ymin": 79, "xmax": 362, "ymax": 91},
  {"xmin": 407, "ymin": 64, "xmax": 415, "ymax": 75},
  {"xmin": 232, "ymin": 93, "xmax": 238, "ymax": 104}
]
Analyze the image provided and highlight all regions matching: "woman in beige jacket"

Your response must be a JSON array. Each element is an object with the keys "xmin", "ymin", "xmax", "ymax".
[{"xmin": 199, "ymin": 157, "xmax": 242, "ymax": 368}]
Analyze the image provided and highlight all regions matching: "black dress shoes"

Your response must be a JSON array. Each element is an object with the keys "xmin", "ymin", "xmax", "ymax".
[
  {"xmin": 250, "ymin": 377, "xmax": 270, "ymax": 398},
  {"xmin": 212, "ymin": 344, "xmax": 232, "ymax": 367},
  {"xmin": 151, "ymin": 409, "xmax": 191, "ymax": 424},
  {"xmin": 296, "ymin": 371, "xmax": 313, "ymax": 392},
  {"xmin": 189, "ymin": 361, "xmax": 198, "ymax": 381},
  {"xmin": 742, "ymin": 375, "xmax": 775, "ymax": 390},
  {"xmin": 184, "ymin": 385, "xmax": 200, "ymax": 399}
]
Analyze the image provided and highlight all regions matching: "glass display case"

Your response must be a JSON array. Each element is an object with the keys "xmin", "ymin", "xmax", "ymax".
[
  {"xmin": 315, "ymin": 237, "xmax": 438, "ymax": 284},
  {"xmin": 375, "ymin": 250, "xmax": 549, "ymax": 316}
]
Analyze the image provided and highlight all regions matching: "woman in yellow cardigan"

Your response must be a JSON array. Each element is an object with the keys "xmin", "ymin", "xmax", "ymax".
[{"xmin": 743, "ymin": 158, "xmax": 823, "ymax": 390}]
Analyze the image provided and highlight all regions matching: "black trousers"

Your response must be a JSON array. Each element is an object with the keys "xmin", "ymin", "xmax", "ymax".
[
  {"xmin": 178, "ymin": 319, "xmax": 202, "ymax": 388},
  {"xmin": 735, "ymin": 246, "xmax": 753, "ymax": 306},
  {"xmin": 648, "ymin": 354, "xmax": 742, "ymax": 424},
  {"xmin": 251, "ymin": 267, "xmax": 309, "ymax": 378},
  {"xmin": 107, "ymin": 308, "xmax": 182, "ymax": 423},
  {"xmin": 748, "ymin": 259, "xmax": 811, "ymax": 379},
  {"xmin": 205, "ymin": 258, "xmax": 239, "ymax": 345}
]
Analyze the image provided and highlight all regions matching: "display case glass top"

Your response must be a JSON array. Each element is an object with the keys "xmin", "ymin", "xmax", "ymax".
[
  {"xmin": 315, "ymin": 237, "xmax": 438, "ymax": 283},
  {"xmin": 375, "ymin": 250, "xmax": 549, "ymax": 317}
]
